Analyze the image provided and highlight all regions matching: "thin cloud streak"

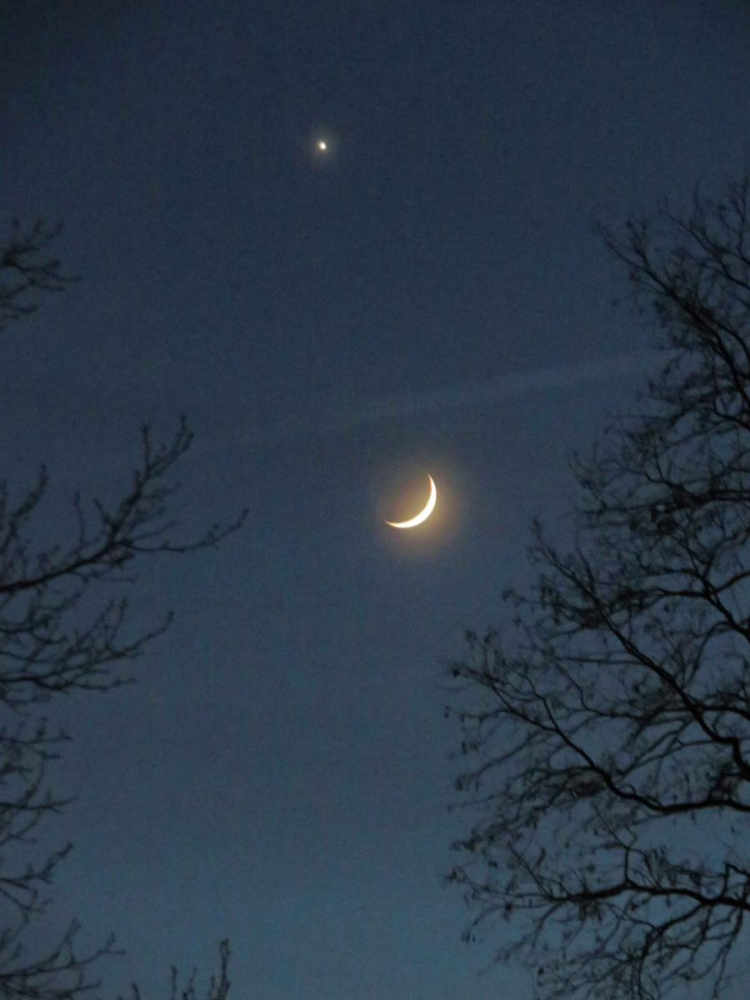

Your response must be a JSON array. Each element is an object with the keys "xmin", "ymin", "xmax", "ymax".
[{"xmin": 246, "ymin": 350, "xmax": 662, "ymax": 447}]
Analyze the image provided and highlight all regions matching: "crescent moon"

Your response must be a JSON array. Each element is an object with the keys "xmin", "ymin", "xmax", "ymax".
[{"xmin": 386, "ymin": 475, "xmax": 437, "ymax": 529}]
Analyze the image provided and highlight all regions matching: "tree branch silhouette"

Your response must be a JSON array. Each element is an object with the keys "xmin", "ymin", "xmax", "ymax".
[
  {"xmin": 0, "ymin": 222, "xmax": 244, "ymax": 998},
  {"xmin": 447, "ymin": 175, "xmax": 750, "ymax": 1000}
]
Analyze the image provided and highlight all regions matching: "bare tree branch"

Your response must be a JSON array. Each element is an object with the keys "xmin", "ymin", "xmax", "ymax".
[
  {"xmin": 0, "ymin": 221, "xmax": 244, "ymax": 998},
  {"xmin": 120, "ymin": 941, "xmax": 231, "ymax": 1000},
  {"xmin": 0, "ymin": 220, "xmax": 78, "ymax": 332},
  {"xmin": 447, "ymin": 174, "xmax": 750, "ymax": 1000}
]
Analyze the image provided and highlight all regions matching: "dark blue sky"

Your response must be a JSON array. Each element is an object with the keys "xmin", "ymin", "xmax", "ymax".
[{"xmin": 1, "ymin": 2, "xmax": 749, "ymax": 998}]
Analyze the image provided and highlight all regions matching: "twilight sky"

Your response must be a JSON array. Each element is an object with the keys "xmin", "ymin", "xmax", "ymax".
[{"xmin": 1, "ymin": 2, "xmax": 749, "ymax": 998}]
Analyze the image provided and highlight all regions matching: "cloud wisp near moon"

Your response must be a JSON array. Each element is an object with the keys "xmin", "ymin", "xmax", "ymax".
[{"xmin": 242, "ymin": 351, "xmax": 660, "ymax": 448}]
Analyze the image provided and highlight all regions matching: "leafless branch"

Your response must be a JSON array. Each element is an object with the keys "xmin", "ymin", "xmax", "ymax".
[{"xmin": 448, "ymin": 174, "xmax": 750, "ymax": 1000}]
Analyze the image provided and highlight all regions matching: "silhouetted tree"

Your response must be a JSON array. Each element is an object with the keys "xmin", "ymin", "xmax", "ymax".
[
  {"xmin": 447, "ymin": 175, "xmax": 750, "ymax": 1000},
  {"xmin": 0, "ymin": 221, "xmax": 243, "ymax": 998},
  {"xmin": 0, "ymin": 220, "xmax": 76, "ymax": 331},
  {"xmin": 120, "ymin": 941, "xmax": 230, "ymax": 1000}
]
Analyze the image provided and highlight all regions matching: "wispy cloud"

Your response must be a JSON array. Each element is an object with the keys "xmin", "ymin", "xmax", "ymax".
[{"xmin": 247, "ymin": 350, "xmax": 660, "ymax": 446}]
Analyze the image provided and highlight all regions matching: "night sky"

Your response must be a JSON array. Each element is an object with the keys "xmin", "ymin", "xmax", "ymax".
[{"xmin": 2, "ymin": 2, "xmax": 749, "ymax": 998}]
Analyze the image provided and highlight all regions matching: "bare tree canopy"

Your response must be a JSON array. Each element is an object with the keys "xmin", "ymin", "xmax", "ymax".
[
  {"xmin": 120, "ymin": 941, "xmax": 231, "ymax": 1000},
  {"xmin": 447, "ymin": 176, "xmax": 750, "ymax": 1000},
  {"xmin": 0, "ymin": 220, "xmax": 77, "ymax": 332},
  {"xmin": 0, "ymin": 223, "xmax": 243, "ymax": 997}
]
